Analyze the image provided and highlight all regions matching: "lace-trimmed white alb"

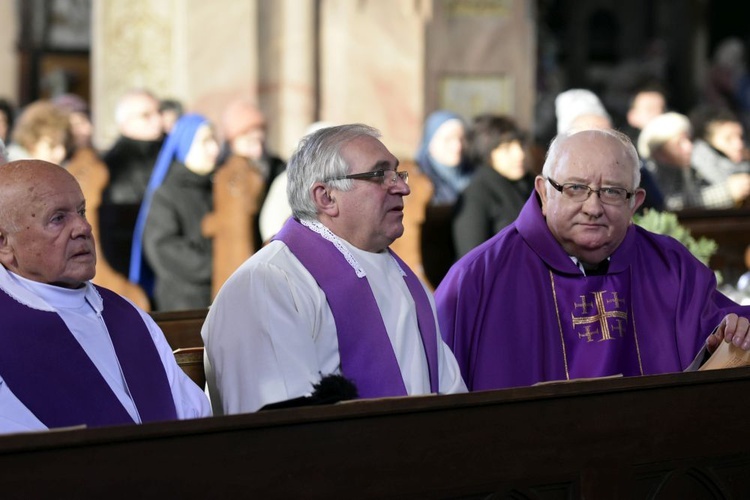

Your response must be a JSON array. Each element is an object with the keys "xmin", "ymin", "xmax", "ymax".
[{"xmin": 300, "ymin": 219, "xmax": 406, "ymax": 278}]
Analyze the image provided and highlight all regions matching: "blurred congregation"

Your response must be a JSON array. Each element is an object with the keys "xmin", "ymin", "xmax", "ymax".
[{"xmin": 3, "ymin": 0, "xmax": 750, "ymax": 311}]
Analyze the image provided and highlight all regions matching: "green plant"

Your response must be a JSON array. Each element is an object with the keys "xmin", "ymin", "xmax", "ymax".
[{"xmin": 633, "ymin": 210, "xmax": 722, "ymax": 283}]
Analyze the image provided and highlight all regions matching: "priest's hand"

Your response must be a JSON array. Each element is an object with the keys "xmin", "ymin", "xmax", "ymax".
[{"xmin": 706, "ymin": 314, "xmax": 750, "ymax": 353}]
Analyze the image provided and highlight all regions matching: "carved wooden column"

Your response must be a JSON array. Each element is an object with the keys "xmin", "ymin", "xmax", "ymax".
[{"xmin": 202, "ymin": 155, "xmax": 265, "ymax": 299}]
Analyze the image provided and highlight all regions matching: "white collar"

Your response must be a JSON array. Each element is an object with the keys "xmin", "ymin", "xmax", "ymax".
[
  {"xmin": 0, "ymin": 265, "xmax": 103, "ymax": 313},
  {"xmin": 300, "ymin": 219, "xmax": 406, "ymax": 278}
]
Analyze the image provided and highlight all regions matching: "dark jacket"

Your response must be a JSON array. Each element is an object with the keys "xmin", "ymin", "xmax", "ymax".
[
  {"xmin": 452, "ymin": 166, "xmax": 534, "ymax": 258},
  {"xmin": 103, "ymin": 136, "xmax": 164, "ymax": 205},
  {"xmin": 100, "ymin": 136, "xmax": 164, "ymax": 276},
  {"xmin": 143, "ymin": 161, "xmax": 213, "ymax": 311}
]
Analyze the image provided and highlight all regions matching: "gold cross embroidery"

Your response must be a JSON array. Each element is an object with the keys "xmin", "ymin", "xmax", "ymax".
[
  {"xmin": 578, "ymin": 325, "xmax": 600, "ymax": 342},
  {"xmin": 574, "ymin": 295, "xmax": 593, "ymax": 314},
  {"xmin": 611, "ymin": 318, "xmax": 626, "ymax": 338},
  {"xmin": 571, "ymin": 291, "xmax": 628, "ymax": 342},
  {"xmin": 607, "ymin": 292, "xmax": 625, "ymax": 309}
]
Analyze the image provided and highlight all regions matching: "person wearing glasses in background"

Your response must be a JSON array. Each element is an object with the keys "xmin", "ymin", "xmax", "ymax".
[
  {"xmin": 435, "ymin": 128, "xmax": 750, "ymax": 392},
  {"xmin": 202, "ymin": 124, "xmax": 466, "ymax": 414}
]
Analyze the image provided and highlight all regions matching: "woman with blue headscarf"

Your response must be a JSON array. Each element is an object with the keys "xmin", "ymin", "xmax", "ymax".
[
  {"xmin": 129, "ymin": 113, "xmax": 220, "ymax": 311},
  {"xmin": 415, "ymin": 110, "xmax": 474, "ymax": 288},
  {"xmin": 415, "ymin": 110, "xmax": 474, "ymax": 205}
]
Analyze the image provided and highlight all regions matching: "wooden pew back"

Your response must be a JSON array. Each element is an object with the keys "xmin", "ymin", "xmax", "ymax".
[
  {"xmin": 677, "ymin": 207, "xmax": 750, "ymax": 285},
  {"xmin": 3, "ymin": 369, "xmax": 750, "ymax": 498},
  {"xmin": 202, "ymin": 155, "xmax": 265, "ymax": 299},
  {"xmin": 151, "ymin": 308, "xmax": 208, "ymax": 388},
  {"xmin": 150, "ymin": 308, "xmax": 207, "ymax": 351}
]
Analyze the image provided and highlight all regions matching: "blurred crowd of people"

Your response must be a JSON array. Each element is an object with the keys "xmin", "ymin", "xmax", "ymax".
[
  {"xmin": 412, "ymin": 38, "xmax": 750, "ymax": 290},
  {"xmin": 0, "ymin": 89, "xmax": 288, "ymax": 312},
  {"xmin": 4, "ymin": 35, "xmax": 750, "ymax": 310}
]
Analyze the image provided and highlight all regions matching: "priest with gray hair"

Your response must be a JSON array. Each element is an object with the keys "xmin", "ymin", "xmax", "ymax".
[{"xmin": 202, "ymin": 123, "xmax": 466, "ymax": 414}]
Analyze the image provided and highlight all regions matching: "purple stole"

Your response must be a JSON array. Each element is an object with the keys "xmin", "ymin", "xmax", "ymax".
[
  {"xmin": 0, "ymin": 285, "xmax": 177, "ymax": 429},
  {"xmin": 550, "ymin": 270, "xmax": 643, "ymax": 379},
  {"xmin": 275, "ymin": 218, "xmax": 439, "ymax": 398}
]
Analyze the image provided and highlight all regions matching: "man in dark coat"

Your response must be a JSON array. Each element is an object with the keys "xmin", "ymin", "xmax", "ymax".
[{"xmin": 100, "ymin": 88, "xmax": 165, "ymax": 277}]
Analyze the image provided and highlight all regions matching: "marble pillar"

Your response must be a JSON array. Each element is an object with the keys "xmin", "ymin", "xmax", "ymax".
[
  {"xmin": 92, "ymin": 0, "xmax": 535, "ymax": 160},
  {"xmin": 319, "ymin": 0, "xmax": 428, "ymax": 159},
  {"xmin": 92, "ymin": 0, "xmax": 315, "ymax": 158},
  {"xmin": 0, "ymin": 1, "xmax": 19, "ymax": 103}
]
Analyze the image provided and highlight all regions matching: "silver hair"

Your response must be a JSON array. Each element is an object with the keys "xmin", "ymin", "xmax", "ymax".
[
  {"xmin": 287, "ymin": 123, "xmax": 381, "ymax": 221},
  {"xmin": 541, "ymin": 128, "xmax": 642, "ymax": 207},
  {"xmin": 0, "ymin": 139, "xmax": 7, "ymax": 166},
  {"xmin": 636, "ymin": 112, "xmax": 691, "ymax": 159}
]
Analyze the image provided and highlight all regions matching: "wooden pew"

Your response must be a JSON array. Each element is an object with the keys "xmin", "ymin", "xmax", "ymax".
[
  {"xmin": 677, "ymin": 207, "xmax": 750, "ymax": 284},
  {"xmin": 151, "ymin": 308, "xmax": 208, "ymax": 388},
  {"xmin": 1, "ymin": 368, "xmax": 750, "ymax": 498},
  {"xmin": 150, "ymin": 308, "xmax": 207, "ymax": 351}
]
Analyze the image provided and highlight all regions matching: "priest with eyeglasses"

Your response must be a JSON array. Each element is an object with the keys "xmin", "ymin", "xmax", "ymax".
[
  {"xmin": 436, "ymin": 128, "xmax": 750, "ymax": 391},
  {"xmin": 202, "ymin": 124, "xmax": 466, "ymax": 414}
]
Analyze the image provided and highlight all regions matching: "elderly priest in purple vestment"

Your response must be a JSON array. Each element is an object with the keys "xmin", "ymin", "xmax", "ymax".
[
  {"xmin": 435, "ymin": 128, "xmax": 750, "ymax": 392},
  {"xmin": 0, "ymin": 160, "xmax": 211, "ymax": 434},
  {"xmin": 202, "ymin": 124, "xmax": 466, "ymax": 414}
]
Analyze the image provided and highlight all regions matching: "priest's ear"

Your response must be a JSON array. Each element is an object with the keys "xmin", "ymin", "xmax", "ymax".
[
  {"xmin": 0, "ymin": 230, "xmax": 14, "ymax": 267},
  {"xmin": 311, "ymin": 182, "xmax": 339, "ymax": 217},
  {"xmin": 629, "ymin": 187, "xmax": 647, "ymax": 215},
  {"xmin": 534, "ymin": 175, "xmax": 549, "ymax": 214}
]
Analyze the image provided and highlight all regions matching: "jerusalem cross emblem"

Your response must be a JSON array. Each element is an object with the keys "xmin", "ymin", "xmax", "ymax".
[{"xmin": 571, "ymin": 291, "xmax": 628, "ymax": 342}]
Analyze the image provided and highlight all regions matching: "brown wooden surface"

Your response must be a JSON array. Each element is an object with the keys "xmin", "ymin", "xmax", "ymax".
[
  {"xmin": 172, "ymin": 347, "xmax": 206, "ymax": 388},
  {"xmin": 390, "ymin": 159, "xmax": 433, "ymax": 287},
  {"xmin": 677, "ymin": 207, "xmax": 750, "ymax": 285},
  {"xmin": 203, "ymin": 155, "xmax": 265, "ymax": 299},
  {"xmin": 2, "ymin": 368, "xmax": 750, "ymax": 498},
  {"xmin": 150, "ymin": 308, "xmax": 207, "ymax": 350}
]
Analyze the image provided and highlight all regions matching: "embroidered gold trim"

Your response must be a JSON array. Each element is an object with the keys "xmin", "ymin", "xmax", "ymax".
[
  {"xmin": 629, "ymin": 268, "xmax": 644, "ymax": 375},
  {"xmin": 549, "ymin": 270, "xmax": 570, "ymax": 380}
]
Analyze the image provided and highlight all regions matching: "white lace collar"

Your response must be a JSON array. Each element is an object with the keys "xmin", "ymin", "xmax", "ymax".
[{"xmin": 300, "ymin": 219, "xmax": 406, "ymax": 278}]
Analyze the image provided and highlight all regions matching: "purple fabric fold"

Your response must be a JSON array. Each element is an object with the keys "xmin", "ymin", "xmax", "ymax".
[
  {"xmin": 0, "ymin": 286, "xmax": 176, "ymax": 429},
  {"xmin": 96, "ymin": 286, "xmax": 177, "ymax": 423},
  {"xmin": 436, "ymin": 192, "xmax": 750, "ymax": 391},
  {"xmin": 275, "ymin": 218, "xmax": 439, "ymax": 398}
]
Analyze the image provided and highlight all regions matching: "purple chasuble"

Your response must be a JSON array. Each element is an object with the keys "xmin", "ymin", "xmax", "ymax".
[
  {"xmin": 0, "ymin": 285, "xmax": 177, "ymax": 429},
  {"xmin": 436, "ymin": 193, "xmax": 750, "ymax": 391},
  {"xmin": 275, "ymin": 218, "xmax": 439, "ymax": 398},
  {"xmin": 550, "ymin": 272, "xmax": 642, "ymax": 379}
]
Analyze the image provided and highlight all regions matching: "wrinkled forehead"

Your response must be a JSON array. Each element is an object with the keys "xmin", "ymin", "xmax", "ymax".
[
  {"xmin": 553, "ymin": 133, "xmax": 633, "ymax": 181},
  {"xmin": 341, "ymin": 134, "xmax": 397, "ymax": 171},
  {"xmin": 3, "ymin": 166, "xmax": 81, "ymax": 207}
]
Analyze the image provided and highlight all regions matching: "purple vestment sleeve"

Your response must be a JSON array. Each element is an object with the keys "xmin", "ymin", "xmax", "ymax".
[{"xmin": 436, "ymin": 193, "xmax": 750, "ymax": 391}]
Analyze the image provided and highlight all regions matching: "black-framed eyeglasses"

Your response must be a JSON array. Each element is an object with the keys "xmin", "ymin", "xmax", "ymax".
[
  {"xmin": 326, "ymin": 169, "xmax": 409, "ymax": 186},
  {"xmin": 546, "ymin": 177, "xmax": 634, "ymax": 206}
]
